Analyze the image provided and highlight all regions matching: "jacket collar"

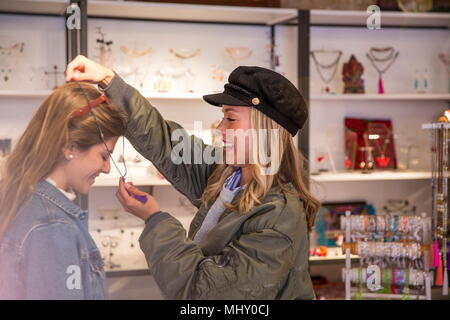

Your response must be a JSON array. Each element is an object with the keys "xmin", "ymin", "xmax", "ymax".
[
  {"xmin": 197, "ymin": 182, "xmax": 295, "ymax": 255},
  {"xmin": 35, "ymin": 180, "xmax": 85, "ymax": 219}
]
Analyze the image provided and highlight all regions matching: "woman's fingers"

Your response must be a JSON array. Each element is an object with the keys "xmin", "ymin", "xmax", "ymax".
[
  {"xmin": 65, "ymin": 55, "xmax": 110, "ymax": 83},
  {"xmin": 124, "ymin": 183, "xmax": 147, "ymax": 197},
  {"xmin": 65, "ymin": 55, "xmax": 87, "ymax": 82},
  {"xmin": 117, "ymin": 178, "xmax": 137, "ymax": 208}
]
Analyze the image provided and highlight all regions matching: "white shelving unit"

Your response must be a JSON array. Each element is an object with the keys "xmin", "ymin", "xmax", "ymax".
[
  {"xmin": 311, "ymin": 171, "xmax": 431, "ymax": 182},
  {"xmin": 93, "ymin": 176, "xmax": 170, "ymax": 187},
  {"xmin": 0, "ymin": 90, "xmax": 53, "ymax": 98},
  {"xmin": 311, "ymin": 94, "xmax": 450, "ymax": 101},
  {"xmin": 3, "ymin": 91, "xmax": 450, "ymax": 102},
  {"xmin": 310, "ymin": 9, "xmax": 450, "ymax": 28},
  {"xmin": 0, "ymin": 0, "xmax": 298, "ymax": 25}
]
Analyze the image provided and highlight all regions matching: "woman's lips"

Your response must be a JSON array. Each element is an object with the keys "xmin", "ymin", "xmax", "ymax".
[{"xmin": 89, "ymin": 174, "xmax": 99, "ymax": 184}]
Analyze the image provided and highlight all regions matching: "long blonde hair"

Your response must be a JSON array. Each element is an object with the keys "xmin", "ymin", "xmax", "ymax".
[
  {"xmin": 0, "ymin": 82, "xmax": 127, "ymax": 238},
  {"xmin": 201, "ymin": 108, "xmax": 320, "ymax": 232}
]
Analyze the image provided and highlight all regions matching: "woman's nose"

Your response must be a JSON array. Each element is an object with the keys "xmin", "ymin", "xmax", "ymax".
[
  {"xmin": 102, "ymin": 158, "xmax": 111, "ymax": 174},
  {"xmin": 216, "ymin": 119, "xmax": 227, "ymax": 136}
]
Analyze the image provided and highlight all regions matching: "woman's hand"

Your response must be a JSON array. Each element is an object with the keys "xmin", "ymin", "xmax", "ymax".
[
  {"xmin": 116, "ymin": 178, "xmax": 160, "ymax": 221},
  {"xmin": 65, "ymin": 55, "xmax": 115, "ymax": 87}
]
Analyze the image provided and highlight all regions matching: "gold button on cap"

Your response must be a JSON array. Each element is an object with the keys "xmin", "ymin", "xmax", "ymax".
[{"xmin": 252, "ymin": 97, "xmax": 260, "ymax": 105}]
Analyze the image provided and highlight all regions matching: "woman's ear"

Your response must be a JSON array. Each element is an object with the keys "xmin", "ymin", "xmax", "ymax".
[{"xmin": 62, "ymin": 143, "xmax": 79, "ymax": 161}]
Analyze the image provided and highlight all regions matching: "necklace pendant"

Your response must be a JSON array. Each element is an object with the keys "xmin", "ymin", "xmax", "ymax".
[
  {"xmin": 375, "ymin": 156, "xmax": 390, "ymax": 168},
  {"xmin": 378, "ymin": 76, "xmax": 385, "ymax": 94}
]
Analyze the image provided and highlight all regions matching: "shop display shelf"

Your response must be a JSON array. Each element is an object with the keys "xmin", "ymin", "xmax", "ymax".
[
  {"xmin": 0, "ymin": 90, "xmax": 53, "ymax": 98},
  {"xmin": 0, "ymin": 0, "xmax": 298, "ymax": 25},
  {"xmin": 93, "ymin": 175, "xmax": 171, "ymax": 187},
  {"xmin": 311, "ymin": 170, "xmax": 431, "ymax": 182},
  {"xmin": 144, "ymin": 92, "xmax": 205, "ymax": 101},
  {"xmin": 310, "ymin": 9, "xmax": 450, "ymax": 28},
  {"xmin": 311, "ymin": 93, "xmax": 450, "ymax": 101},
  {"xmin": 4, "ymin": 91, "xmax": 449, "ymax": 102},
  {"xmin": 3, "ymin": 2, "xmax": 449, "ymax": 28}
]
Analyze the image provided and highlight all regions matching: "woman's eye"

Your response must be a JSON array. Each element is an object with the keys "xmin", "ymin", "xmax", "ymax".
[
  {"xmin": 102, "ymin": 154, "xmax": 108, "ymax": 161},
  {"xmin": 227, "ymin": 118, "xmax": 236, "ymax": 122}
]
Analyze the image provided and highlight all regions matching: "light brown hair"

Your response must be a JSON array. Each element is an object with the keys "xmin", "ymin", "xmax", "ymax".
[
  {"xmin": 201, "ymin": 108, "xmax": 320, "ymax": 232},
  {"xmin": 0, "ymin": 82, "xmax": 127, "ymax": 238}
]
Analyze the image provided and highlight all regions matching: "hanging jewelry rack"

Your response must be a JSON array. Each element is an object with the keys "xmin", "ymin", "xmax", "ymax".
[{"xmin": 341, "ymin": 211, "xmax": 433, "ymax": 300}]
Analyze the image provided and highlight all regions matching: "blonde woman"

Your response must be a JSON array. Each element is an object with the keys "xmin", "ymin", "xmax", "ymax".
[
  {"xmin": 0, "ymin": 82, "xmax": 127, "ymax": 299},
  {"xmin": 66, "ymin": 56, "xmax": 319, "ymax": 300}
]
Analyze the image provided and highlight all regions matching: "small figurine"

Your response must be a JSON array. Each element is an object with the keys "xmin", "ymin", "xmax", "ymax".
[{"xmin": 342, "ymin": 55, "xmax": 365, "ymax": 94}]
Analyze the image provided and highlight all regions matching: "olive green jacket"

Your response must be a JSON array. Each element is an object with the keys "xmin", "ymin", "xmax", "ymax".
[{"xmin": 104, "ymin": 75, "xmax": 315, "ymax": 300}]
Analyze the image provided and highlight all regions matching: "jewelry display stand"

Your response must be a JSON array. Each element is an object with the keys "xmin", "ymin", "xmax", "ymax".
[
  {"xmin": 422, "ymin": 122, "xmax": 450, "ymax": 296},
  {"xmin": 341, "ymin": 210, "xmax": 433, "ymax": 300}
]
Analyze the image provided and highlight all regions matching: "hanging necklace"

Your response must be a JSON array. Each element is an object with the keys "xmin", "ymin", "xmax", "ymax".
[
  {"xmin": 0, "ymin": 42, "xmax": 25, "ymax": 82},
  {"xmin": 366, "ymin": 47, "xmax": 399, "ymax": 94},
  {"xmin": 310, "ymin": 49, "xmax": 342, "ymax": 93},
  {"xmin": 169, "ymin": 48, "xmax": 201, "ymax": 60},
  {"xmin": 120, "ymin": 45, "xmax": 153, "ymax": 89},
  {"xmin": 224, "ymin": 47, "xmax": 253, "ymax": 66},
  {"xmin": 169, "ymin": 48, "xmax": 201, "ymax": 93},
  {"xmin": 120, "ymin": 46, "xmax": 153, "ymax": 58}
]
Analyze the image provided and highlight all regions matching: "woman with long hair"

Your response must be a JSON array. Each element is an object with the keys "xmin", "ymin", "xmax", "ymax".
[
  {"xmin": 0, "ymin": 82, "xmax": 127, "ymax": 299},
  {"xmin": 66, "ymin": 56, "xmax": 320, "ymax": 299}
]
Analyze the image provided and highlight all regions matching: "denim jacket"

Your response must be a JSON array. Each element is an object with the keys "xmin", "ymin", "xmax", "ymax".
[{"xmin": 0, "ymin": 180, "xmax": 107, "ymax": 300}]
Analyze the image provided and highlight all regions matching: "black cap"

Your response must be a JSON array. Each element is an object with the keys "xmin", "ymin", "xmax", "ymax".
[{"xmin": 203, "ymin": 66, "xmax": 308, "ymax": 136}]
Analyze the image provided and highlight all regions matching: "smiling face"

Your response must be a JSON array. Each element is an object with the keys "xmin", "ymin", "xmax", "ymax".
[
  {"xmin": 64, "ymin": 137, "xmax": 118, "ymax": 194},
  {"xmin": 217, "ymin": 105, "xmax": 252, "ymax": 166}
]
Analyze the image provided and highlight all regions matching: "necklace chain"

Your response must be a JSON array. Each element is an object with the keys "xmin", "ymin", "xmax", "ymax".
[
  {"xmin": 310, "ymin": 50, "xmax": 342, "ymax": 85},
  {"xmin": 366, "ymin": 48, "xmax": 399, "ymax": 75}
]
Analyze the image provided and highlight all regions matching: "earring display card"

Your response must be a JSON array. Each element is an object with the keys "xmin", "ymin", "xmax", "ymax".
[{"xmin": 345, "ymin": 117, "xmax": 397, "ymax": 170}]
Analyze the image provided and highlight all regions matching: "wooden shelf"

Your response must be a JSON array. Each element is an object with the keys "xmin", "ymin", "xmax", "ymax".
[
  {"xmin": 311, "ymin": 93, "xmax": 450, "ymax": 101},
  {"xmin": 311, "ymin": 171, "xmax": 431, "ymax": 182},
  {"xmin": 310, "ymin": 9, "xmax": 450, "ymax": 28}
]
